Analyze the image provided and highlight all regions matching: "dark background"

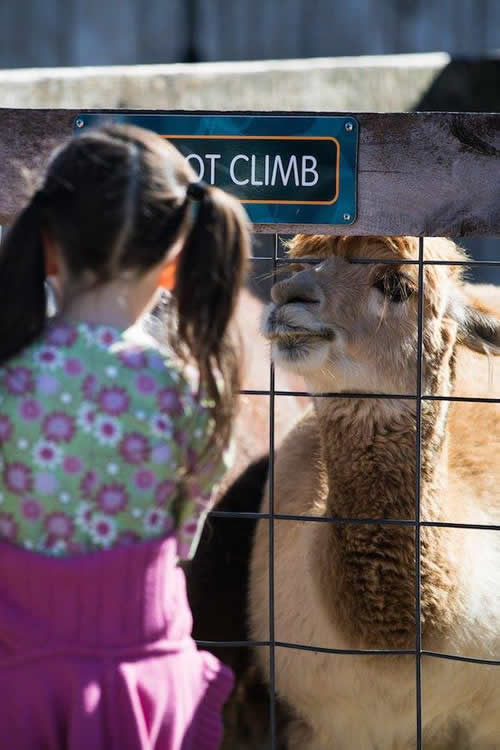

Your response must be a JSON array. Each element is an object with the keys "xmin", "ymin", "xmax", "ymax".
[{"xmin": 0, "ymin": 0, "xmax": 498, "ymax": 68}]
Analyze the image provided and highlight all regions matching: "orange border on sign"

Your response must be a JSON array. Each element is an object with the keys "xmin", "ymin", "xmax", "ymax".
[{"xmin": 161, "ymin": 135, "xmax": 340, "ymax": 205}]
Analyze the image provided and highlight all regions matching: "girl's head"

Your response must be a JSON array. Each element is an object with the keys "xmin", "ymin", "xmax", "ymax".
[{"xmin": 0, "ymin": 123, "xmax": 250, "ymax": 449}]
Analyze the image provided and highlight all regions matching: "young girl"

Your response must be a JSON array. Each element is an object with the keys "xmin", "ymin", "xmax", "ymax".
[{"xmin": 0, "ymin": 124, "xmax": 249, "ymax": 748}]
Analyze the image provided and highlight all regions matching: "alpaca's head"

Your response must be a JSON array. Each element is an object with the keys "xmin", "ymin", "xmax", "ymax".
[{"xmin": 262, "ymin": 235, "xmax": 500, "ymax": 395}]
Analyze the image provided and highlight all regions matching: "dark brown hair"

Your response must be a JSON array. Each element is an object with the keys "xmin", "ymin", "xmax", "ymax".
[{"xmin": 0, "ymin": 123, "xmax": 249, "ymax": 454}]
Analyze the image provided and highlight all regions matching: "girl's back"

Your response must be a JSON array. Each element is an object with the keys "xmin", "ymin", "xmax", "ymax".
[
  {"xmin": 0, "ymin": 123, "xmax": 250, "ymax": 749},
  {"xmin": 0, "ymin": 318, "xmax": 223, "ymax": 558}
]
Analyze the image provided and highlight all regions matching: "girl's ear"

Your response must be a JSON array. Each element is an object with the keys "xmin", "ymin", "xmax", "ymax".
[
  {"xmin": 456, "ymin": 294, "xmax": 500, "ymax": 355},
  {"xmin": 41, "ymin": 229, "xmax": 59, "ymax": 277}
]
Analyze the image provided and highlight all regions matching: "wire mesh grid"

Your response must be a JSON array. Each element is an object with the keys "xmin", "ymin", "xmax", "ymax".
[{"xmin": 196, "ymin": 233, "xmax": 500, "ymax": 749}]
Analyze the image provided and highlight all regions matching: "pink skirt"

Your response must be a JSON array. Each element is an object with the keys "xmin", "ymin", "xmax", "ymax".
[{"xmin": 0, "ymin": 536, "xmax": 233, "ymax": 749}]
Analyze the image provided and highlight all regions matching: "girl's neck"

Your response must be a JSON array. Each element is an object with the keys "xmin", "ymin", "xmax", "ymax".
[{"xmin": 58, "ymin": 278, "xmax": 161, "ymax": 331}]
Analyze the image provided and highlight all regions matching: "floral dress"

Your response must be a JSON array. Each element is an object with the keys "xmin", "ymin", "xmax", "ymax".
[{"xmin": 0, "ymin": 318, "xmax": 228, "ymax": 559}]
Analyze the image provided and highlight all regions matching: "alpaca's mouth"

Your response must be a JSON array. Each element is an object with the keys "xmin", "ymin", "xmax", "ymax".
[
  {"xmin": 263, "ymin": 307, "xmax": 335, "ymax": 344},
  {"xmin": 269, "ymin": 329, "xmax": 334, "ymax": 345}
]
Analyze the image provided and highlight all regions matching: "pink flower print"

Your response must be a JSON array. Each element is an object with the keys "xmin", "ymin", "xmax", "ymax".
[
  {"xmin": 75, "ymin": 501, "xmax": 93, "ymax": 531},
  {"xmin": 143, "ymin": 507, "xmax": 171, "ymax": 535},
  {"xmin": 95, "ymin": 483, "xmax": 128, "ymax": 514},
  {"xmin": 66, "ymin": 541, "xmax": 85, "ymax": 554},
  {"xmin": 36, "ymin": 373, "xmax": 59, "ymax": 395},
  {"xmin": 89, "ymin": 514, "xmax": 117, "ymax": 547},
  {"xmin": 45, "ymin": 512, "xmax": 74, "ymax": 539},
  {"xmin": 186, "ymin": 482, "xmax": 203, "ymax": 501},
  {"xmin": 117, "ymin": 530, "xmax": 140, "ymax": 546},
  {"xmin": 21, "ymin": 498, "xmax": 43, "ymax": 521},
  {"xmin": 4, "ymin": 462, "xmax": 32, "ymax": 494},
  {"xmin": 34, "ymin": 472, "xmax": 59, "ymax": 495},
  {"xmin": 80, "ymin": 470, "xmax": 98, "ymax": 499},
  {"xmin": 151, "ymin": 442, "xmax": 171, "ymax": 464},
  {"xmin": 33, "ymin": 439, "xmax": 62, "ymax": 470},
  {"xmin": 119, "ymin": 349, "xmax": 147, "ymax": 369},
  {"xmin": 5, "ymin": 366, "xmax": 34, "ymax": 395},
  {"xmin": 119, "ymin": 433, "xmax": 150, "ymax": 464},
  {"xmin": 157, "ymin": 388, "xmax": 182, "ymax": 415},
  {"xmin": 63, "ymin": 455, "xmax": 83, "ymax": 475},
  {"xmin": 155, "ymin": 479, "xmax": 176, "ymax": 506},
  {"xmin": 98, "ymin": 386, "xmax": 130, "ymax": 416},
  {"xmin": 82, "ymin": 374, "xmax": 99, "ymax": 400},
  {"xmin": 181, "ymin": 520, "xmax": 199, "ymax": 538},
  {"xmin": 95, "ymin": 326, "xmax": 119, "ymax": 349},
  {"xmin": 0, "ymin": 414, "xmax": 12, "ymax": 443},
  {"xmin": 46, "ymin": 324, "xmax": 77, "ymax": 347},
  {"xmin": 64, "ymin": 358, "xmax": 83, "ymax": 377},
  {"xmin": 148, "ymin": 352, "xmax": 165, "ymax": 371},
  {"xmin": 133, "ymin": 469, "xmax": 155, "ymax": 491},
  {"xmin": 150, "ymin": 414, "xmax": 173, "ymax": 439},
  {"xmin": 77, "ymin": 402, "xmax": 95, "ymax": 433},
  {"xmin": 19, "ymin": 398, "xmax": 43, "ymax": 422},
  {"xmin": 186, "ymin": 446, "xmax": 199, "ymax": 473},
  {"xmin": 42, "ymin": 412, "xmax": 75, "ymax": 443},
  {"xmin": 0, "ymin": 512, "xmax": 18, "ymax": 541},
  {"xmin": 176, "ymin": 429, "xmax": 189, "ymax": 449},
  {"xmin": 94, "ymin": 415, "xmax": 122, "ymax": 446},
  {"xmin": 33, "ymin": 346, "xmax": 63, "ymax": 371},
  {"xmin": 135, "ymin": 373, "xmax": 156, "ymax": 396}
]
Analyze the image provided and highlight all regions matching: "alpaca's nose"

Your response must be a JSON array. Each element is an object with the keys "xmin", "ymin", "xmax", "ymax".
[{"xmin": 271, "ymin": 274, "xmax": 323, "ymax": 307}]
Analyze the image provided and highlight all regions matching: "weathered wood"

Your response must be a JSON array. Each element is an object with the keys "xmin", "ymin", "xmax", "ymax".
[{"xmin": 0, "ymin": 109, "xmax": 498, "ymax": 236}]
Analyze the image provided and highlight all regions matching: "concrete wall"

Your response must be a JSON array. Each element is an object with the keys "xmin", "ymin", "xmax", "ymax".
[{"xmin": 0, "ymin": 53, "xmax": 449, "ymax": 111}]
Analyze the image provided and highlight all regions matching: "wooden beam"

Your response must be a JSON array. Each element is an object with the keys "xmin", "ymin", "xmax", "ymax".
[{"xmin": 0, "ymin": 109, "xmax": 498, "ymax": 236}]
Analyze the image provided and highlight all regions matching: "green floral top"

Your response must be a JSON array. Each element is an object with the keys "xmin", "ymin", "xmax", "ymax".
[{"xmin": 0, "ymin": 318, "xmax": 229, "ymax": 559}]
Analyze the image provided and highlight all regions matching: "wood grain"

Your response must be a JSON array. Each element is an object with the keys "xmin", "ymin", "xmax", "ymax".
[{"xmin": 0, "ymin": 110, "xmax": 498, "ymax": 236}]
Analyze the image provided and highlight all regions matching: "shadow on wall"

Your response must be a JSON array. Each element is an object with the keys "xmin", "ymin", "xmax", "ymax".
[{"xmin": 413, "ymin": 57, "xmax": 500, "ymax": 285}]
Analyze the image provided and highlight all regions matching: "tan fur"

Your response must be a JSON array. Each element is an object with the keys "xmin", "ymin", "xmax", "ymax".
[
  {"xmin": 249, "ymin": 236, "xmax": 500, "ymax": 749},
  {"xmin": 217, "ymin": 288, "xmax": 308, "ymax": 495}
]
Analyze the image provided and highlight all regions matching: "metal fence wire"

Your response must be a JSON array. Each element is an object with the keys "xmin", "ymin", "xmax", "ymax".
[{"xmin": 196, "ymin": 233, "xmax": 500, "ymax": 749}]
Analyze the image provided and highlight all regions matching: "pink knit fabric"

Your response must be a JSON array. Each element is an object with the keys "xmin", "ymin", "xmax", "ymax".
[{"xmin": 0, "ymin": 536, "xmax": 233, "ymax": 748}]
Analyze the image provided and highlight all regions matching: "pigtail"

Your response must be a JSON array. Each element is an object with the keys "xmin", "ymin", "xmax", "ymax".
[
  {"xmin": 174, "ymin": 185, "xmax": 249, "ymax": 451},
  {"xmin": 0, "ymin": 198, "xmax": 47, "ymax": 365}
]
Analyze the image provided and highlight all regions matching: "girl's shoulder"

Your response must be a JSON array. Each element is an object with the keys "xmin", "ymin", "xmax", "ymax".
[
  {"xmin": 2, "ymin": 318, "xmax": 197, "ymax": 403},
  {"xmin": 116, "ymin": 320, "xmax": 200, "ymax": 396}
]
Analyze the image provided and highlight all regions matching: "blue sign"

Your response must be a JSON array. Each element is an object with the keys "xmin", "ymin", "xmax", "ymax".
[{"xmin": 74, "ymin": 114, "xmax": 358, "ymax": 225}]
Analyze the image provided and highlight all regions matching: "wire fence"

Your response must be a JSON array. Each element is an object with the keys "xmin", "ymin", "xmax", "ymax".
[
  {"xmin": 0, "ymin": 107, "xmax": 496, "ymax": 749},
  {"xmin": 193, "ymin": 232, "xmax": 500, "ymax": 749}
]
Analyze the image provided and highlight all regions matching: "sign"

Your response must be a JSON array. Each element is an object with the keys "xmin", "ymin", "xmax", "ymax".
[{"xmin": 74, "ymin": 114, "xmax": 358, "ymax": 225}]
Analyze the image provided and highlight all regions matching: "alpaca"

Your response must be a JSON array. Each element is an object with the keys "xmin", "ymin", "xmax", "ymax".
[{"xmin": 249, "ymin": 235, "xmax": 500, "ymax": 749}]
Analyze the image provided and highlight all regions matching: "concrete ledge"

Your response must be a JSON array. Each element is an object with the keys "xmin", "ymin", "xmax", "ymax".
[{"xmin": 0, "ymin": 52, "xmax": 450, "ymax": 111}]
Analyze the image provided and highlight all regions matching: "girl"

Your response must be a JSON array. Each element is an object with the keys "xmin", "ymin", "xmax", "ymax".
[{"xmin": 0, "ymin": 124, "xmax": 249, "ymax": 748}]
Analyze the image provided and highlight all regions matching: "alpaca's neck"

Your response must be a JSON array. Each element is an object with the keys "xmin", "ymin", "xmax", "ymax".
[{"xmin": 314, "ymin": 397, "xmax": 456, "ymax": 649}]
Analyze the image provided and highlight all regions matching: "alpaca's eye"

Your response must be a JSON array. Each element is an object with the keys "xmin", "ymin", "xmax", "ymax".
[{"xmin": 373, "ymin": 275, "xmax": 414, "ymax": 304}]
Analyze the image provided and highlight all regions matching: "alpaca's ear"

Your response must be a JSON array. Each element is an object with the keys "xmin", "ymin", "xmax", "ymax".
[{"xmin": 457, "ymin": 299, "xmax": 500, "ymax": 355}]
